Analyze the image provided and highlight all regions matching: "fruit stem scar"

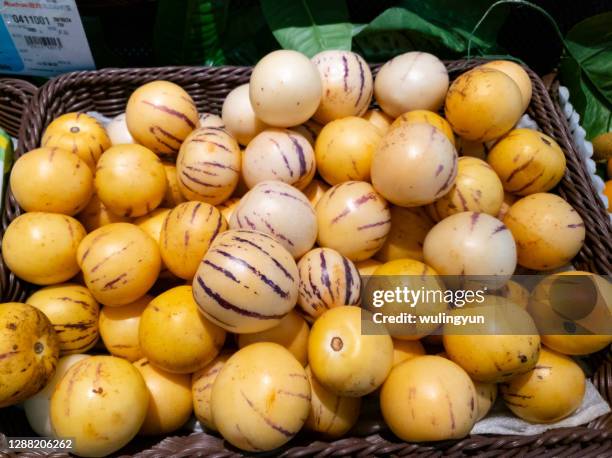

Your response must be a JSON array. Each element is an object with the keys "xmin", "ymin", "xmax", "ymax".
[
  {"xmin": 331, "ymin": 336, "xmax": 343, "ymax": 351},
  {"xmin": 70, "ymin": 126, "xmax": 80, "ymax": 133},
  {"xmin": 33, "ymin": 342, "xmax": 44, "ymax": 354}
]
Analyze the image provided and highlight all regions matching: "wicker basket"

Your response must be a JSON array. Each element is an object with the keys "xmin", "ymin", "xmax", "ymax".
[
  {"xmin": 1, "ymin": 61, "xmax": 611, "ymax": 457},
  {"xmin": 0, "ymin": 79, "xmax": 37, "ymax": 139},
  {"xmin": 0, "ymin": 79, "xmax": 36, "ymax": 302}
]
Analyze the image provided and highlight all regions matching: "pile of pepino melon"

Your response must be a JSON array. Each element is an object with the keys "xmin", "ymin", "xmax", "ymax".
[{"xmin": 0, "ymin": 49, "xmax": 609, "ymax": 456}]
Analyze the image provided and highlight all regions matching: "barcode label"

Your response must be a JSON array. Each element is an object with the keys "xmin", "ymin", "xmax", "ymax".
[
  {"xmin": 0, "ymin": 0, "xmax": 95, "ymax": 76},
  {"xmin": 24, "ymin": 35, "xmax": 63, "ymax": 49}
]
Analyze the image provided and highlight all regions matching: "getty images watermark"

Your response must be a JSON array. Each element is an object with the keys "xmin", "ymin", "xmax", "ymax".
[
  {"xmin": 359, "ymin": 274, "xmax": 612, "ymax": 337},
  {"xmin": 371, "ymin": 285, "xmax": 488, "ymax": 326}
]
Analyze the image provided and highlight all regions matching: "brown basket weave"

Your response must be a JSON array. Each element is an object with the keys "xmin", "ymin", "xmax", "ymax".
[
  {"xmin": 0, "ymin": 78, "xmax": 36, "ymax": 303},
  {"xmin": 1, "ymin": 61, "xmax": 611, "ymax": 457},
  {"xmin": 0, "ymin": 79, "xmax": 37, "ymax": 138}
]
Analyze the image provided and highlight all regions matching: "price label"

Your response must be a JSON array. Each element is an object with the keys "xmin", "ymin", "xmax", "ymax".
[{"xmin": 0, "ymin": 0, "xmax": 95, "ymax": 76}]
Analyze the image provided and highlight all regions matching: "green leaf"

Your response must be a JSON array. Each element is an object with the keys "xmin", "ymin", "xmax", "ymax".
[
  {"xmin": 353, "ymin": 8, "xmax": 465, "ymax": 61},
  {"xmin": 353, "ymin": 3, "xmax": 507, "ymax": 61},
  {"xmin": 261, "ymin": 0, "xmax": 352, "ymax": 57},
  {"xmin": 214, "ymin": 0, "xmax": 278, "ymax": 65},
  {"xmin": 398, "ymin": 0, "xmax": 507, "ymax": 48},
  {"xmin": 561, "ymin": 12, "xmax": 612, "ymax": 138},
  {"xmin": 560, "ymin": 56, "xmax": 612, "ymax": 141},
  {"xmin": 351, "ymin": 23, "xmax": 367, "ymax": 37}
]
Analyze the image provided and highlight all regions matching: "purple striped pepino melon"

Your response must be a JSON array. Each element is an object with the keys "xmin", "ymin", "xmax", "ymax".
[
  {"xmin": 2, "ymin": 213, "xmax": 85, "ymax": 285},
  {"xmin": 221, "ymin": 84, "xmax": 268, "ymax": 146},
  {"xmin": 27, "ymin": 284, "xmax": 99, "ymax": 355},
  {"xmin": 487, "ymin": 129, "xmax": 566, "ymax": 196},
  {"xmin": 230, "ymin": 181, "xmax": 317, "ymax": 258},
  {"xmin": 249, "ymin": 50, "xmax": 322, "ymax": 127},
  {"xmin": 211, "ymin": 343, "xmax": 310, "ymax": 451},
  {"xmin": 160, "ymin": 201, "xmax": 228, "ymax": 279},
  {"xmin": 314, "ymin": 116, "xmax": 382, "ymax": 185},
  {"xmin": 423, "ymin": 212, "xmax": 517, "ymax": 289},
  {"xmin": 427, "ymin": 157, "xmax": 504, "ymax": 221},
  {"xmin": 193, "ymin": 229, "xmax": 299, "ymax": 333},
  {"xmin": 41, "ymin": 112, "xmax": 110, "ymax": 170},
  {"xmin": 77, "ymin": 223, "xmax": 161, "ymax": 306},
  {"xmin": 374, "ymin": 52, "xmax": 449, "ymax": 118},
  {"xmin": 315, "ymin": 181, "xmax": 391, "ymax": 262},
  {"xmin": 126, "ymin": 80, "xmax": 199, "ymax": 155},
  {"xmin": 176, "ymin": 127, "xmax": 241, "ymax": 205},
  {"xmin": 0, "ymin": 303, "xmax": 59, "ymax": 408},
  {"xmin": 297, "ymin": 247, "xmax": 361, "ymax": 320},
  {"xmin": 371, "ymin": 122, "xmax": 458, "ymax": 207},
  {"xmin": 139, "ymin": 286, "xmax": 226, "ymax": 373},
  {"xmin": 242, "ymin": 128, "xmax": 315, "ymax": 190},
  {"xmin": 95, "ymin": 144, "xmax": 167, "ymax": 218},
  {"xmin": 311, "ymin": 50, "xmax": 373, "ymax": 124}
]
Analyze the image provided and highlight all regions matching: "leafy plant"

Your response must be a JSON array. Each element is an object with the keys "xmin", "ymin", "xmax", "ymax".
[
  {"xmin": 353, "ymin": 7, "xmax": 477, "ymax": 61},
  {"xmin": 353, "ymin": 0, "xmax": 508, "ymax": 61},
  {"xmin": 560, "ymin": 12, "xmax": 612, "ymax": 139},
  {"xmin": 260, "ymin": 0, "xmax": 353, "ymax": 57},
  {"xmin": 463, "ymin": 1, "xmax": 611, "ymax": 139},
  {"xmin": 260, "ymin": 0, "xmax": 509, "ymax": 60}
]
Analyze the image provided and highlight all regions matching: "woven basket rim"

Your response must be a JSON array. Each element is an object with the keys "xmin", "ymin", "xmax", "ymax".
[
  {"xmin": 1, "ymin": 60, "xmax": 611, "ymax": 457},
  {"xmin": 0, "ymin": 78, "xmax": 37, "ymax": 138}
]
